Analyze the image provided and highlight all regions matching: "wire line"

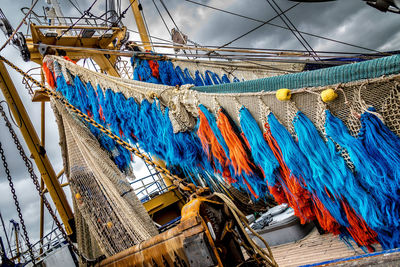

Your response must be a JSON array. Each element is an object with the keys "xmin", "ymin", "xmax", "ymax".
[
  {"xmin": 269, "ymin": 0, "xmax": 319, "ymax": 60},
  {"xmin": 217, "ymin": 3, "xmax": 299, "ymax": 49},
  {"xmin": 57, "ymin": 0, "xmax": 99, "ymax": 40},
  {"xmin": 184, "ymin": 0, "xmax": 382, "ymax": 54},
  {"xmin": 152, "ymin": 0, "xmax": 171, "ymax": 35},
  {"xmin": 265, "ymin": 0, "xmax": 318, "ymax": 60}
]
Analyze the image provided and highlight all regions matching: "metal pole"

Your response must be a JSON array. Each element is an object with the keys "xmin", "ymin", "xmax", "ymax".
[
  {"xmin": 12, "ymin": 222, "xmax": 20, "ymax": 263},
  {"xmin": 130, "ymin": 0, "xmax": 152, "ymax": 50},
  {"xmin": 0, "ymin": 211, "xmax": 13, "ymax": 258},
  {"xmin": 39, "ymin": 98, "xmax": 45, "ymax": 255}
]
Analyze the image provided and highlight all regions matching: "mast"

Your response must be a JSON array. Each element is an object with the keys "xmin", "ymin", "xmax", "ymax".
[
  {"xmin": 129, "ymin": 0, "xmax": 152, "ymax": 51},
  {"xmin": 10, "ymin": 220, "xmax": 20, "ymax": 264},
  {"xmin": 46, "ymin": 0, "xmax": 67, "ymax": 26},
  {"xmin": 0, "ymin": 212, "xmax": 12, "ymax": 259},
  {"xmin": 108, "ymin": 0, "xmax": 118, "ymax": 25}
]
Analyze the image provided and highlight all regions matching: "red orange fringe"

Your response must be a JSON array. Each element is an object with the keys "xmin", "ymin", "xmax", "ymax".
[
  {"xmin": 42, "ymin": 62, "xmax": 55, "ymax": 89},
  {"xmin": 263, "ymin": 123, "xmax": 316, "ymax": 224},
  {"xmin": 197, "ymin": 108, "xmax": 236, "ymax": 184},
  {"xmin": 216, "ymin": 109, "xmax": 255, "ymax": 176}
]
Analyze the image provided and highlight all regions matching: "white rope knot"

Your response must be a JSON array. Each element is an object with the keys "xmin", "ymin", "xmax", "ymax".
[{"xmin": 334, "ymin": 84, "xmax": 349, "ymax": 105}]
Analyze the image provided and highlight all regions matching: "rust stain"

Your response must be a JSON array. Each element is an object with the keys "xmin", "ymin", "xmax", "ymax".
[{"xmin": 97, "ymin": 216, "xmax": 205, "ymax": 266}]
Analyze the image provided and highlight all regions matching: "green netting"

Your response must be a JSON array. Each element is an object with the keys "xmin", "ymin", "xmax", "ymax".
[{"xmin": 193, "ymin": 55, "xmax": 400, "ymax": 94}]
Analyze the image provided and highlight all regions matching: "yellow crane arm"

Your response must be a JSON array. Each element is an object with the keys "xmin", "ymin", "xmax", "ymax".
[{"xmin": 0, "ymin": 61, "xmax": 75, "ymax": 238}]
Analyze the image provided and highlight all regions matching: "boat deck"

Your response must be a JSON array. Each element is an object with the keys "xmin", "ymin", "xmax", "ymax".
[{"xmin": 270, "ymin": 228, "xmax": 379, "ymax": 267}]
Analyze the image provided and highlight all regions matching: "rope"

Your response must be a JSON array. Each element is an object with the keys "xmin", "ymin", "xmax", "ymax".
[
  {"xmin": 0, "ymin": 0, "xmax": 39, "ymax": 52},
  {"xmin": 139, "ymin": 1, "xmax": 154, "ymax": 48},
  {"xmin": 158, "ymin": 0, "xmax": 193, "ymax": 58},
  {"xmin": 67, "ymin": 0, "xmax": 84, "ymax": 15},
  {"xmin": 214, "ymin": 193, "xmax": 278, "ymax": 267},
  {"xmin": 0, "ymin": 55, "xmax": 196, "ymax": 197}
]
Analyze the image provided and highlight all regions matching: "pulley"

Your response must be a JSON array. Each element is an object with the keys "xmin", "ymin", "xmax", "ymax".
[{"xmin": 0, "ymin": 8, "xmax": 30, "ymax": 62}]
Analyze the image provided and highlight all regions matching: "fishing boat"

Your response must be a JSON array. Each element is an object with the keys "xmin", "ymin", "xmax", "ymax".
[{"xmin": 1, "ymin": 0, "xmax": 400, "ymax": 266}]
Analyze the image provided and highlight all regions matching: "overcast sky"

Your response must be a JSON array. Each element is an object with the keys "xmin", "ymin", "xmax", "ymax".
[{"xmin": 0, "ymin": 0, "xmax": 399, "ymax": 258}]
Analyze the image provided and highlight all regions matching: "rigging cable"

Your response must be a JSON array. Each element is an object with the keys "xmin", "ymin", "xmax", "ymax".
[
  {"xmin": 25, "ymin": 0, "xmax": 35, "ymax": 36},
  {"xmin": 158, "ymin": 0, "xmax": 193, "ymax": 58},
  {"xmin": 139, "ymin": 1, "xmax": 154, "ymax": 49},
  {"xmin": 156, "ymin": 0, "xmax": 290, "ymax": 71},
  {"xmin": 269, "ymin": 0, "xmax": 319, "ymax": 60},
  {"xmin": 98, "ymin": 0, "xmax": 136, "ymax": 39},
  {"xmin": 217, "ymin": 3, "xmax": 300, "ymax": 49},
  {"xmin": 130, "ymin": 42, "xmax": 377, "ymax": 56},
  {"xmin": 128, "ymin": 40, "xmax": 383, "ymax": 57},
  {"xmin": 265, "ymin": 0, "xmax": 319, "ymax": 60},
  {"xmin": 184, "ymin": 0, "xmax": 382, "ymax": 54},
  {"xmin": 0, "ymin": 0, "xmax": 39, "ymax": 52},
  {"xmin": 57, "ymin": 0, "xmax": 99, "ymax": 40},
  {"xmin": 67, "ymin": 0, "xmax": 83, "ymax": 15},
  {"xmin": 152, "ymin": 0, "xmax": 171, "ymax": 35}
]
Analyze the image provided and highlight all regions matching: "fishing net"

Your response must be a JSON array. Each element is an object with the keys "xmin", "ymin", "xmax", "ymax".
[
  {"xmin": 44, "ymin": 54, "xmax": 400, "ymax": 251},
  {"xmin": 52, "ymin": 100, "xmax": 158, "ymax": 257}
]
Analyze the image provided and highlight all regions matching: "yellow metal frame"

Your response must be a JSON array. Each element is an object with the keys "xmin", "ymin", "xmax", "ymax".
[
  {"xmin": 27, "ymin": 24, "xmax": 127, "ymax": 77},
  {"xmin": 130, "ymin": 0, "xmax": 152, "ymax": 51},
  {"xmin": 143, "ymin": 189, "xmax": 184, "ymax": 215}
]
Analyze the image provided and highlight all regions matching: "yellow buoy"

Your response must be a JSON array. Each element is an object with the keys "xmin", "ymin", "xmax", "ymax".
[
  {"xmin": 106, "ymin": 222, "xmax": 113, "ymax": 229},
  {"xmin": 75, "ymin": 193, "xmax": 81, "ymax": 200},
  {"xmin": 321, "ymin": 89, "xmax": 338, "ymax": 103},
  {"xmin": 276, "ymin": 88, "xmax": 291, "ymax": 101}
]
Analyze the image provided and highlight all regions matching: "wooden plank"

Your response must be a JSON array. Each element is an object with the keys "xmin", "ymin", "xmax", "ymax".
[{"xmin": 270, "ymin": 229, "xmax": 381, "ymax": 267}]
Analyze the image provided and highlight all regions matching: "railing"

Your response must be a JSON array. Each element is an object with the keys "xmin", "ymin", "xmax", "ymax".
[
  {"xmin": 129, "ymin": 145, "xmax": 167, "ymax": 202},
  {"xmin": 22, "ymin": 8, "xmax": 122, "ymax": 39},
  {"xmin": 22, "ymin": 67, "xmax": 42, "ymax": 96},
  {"xmin": 10, "ymin": 226, "xmax": 66, "ymax": 264}
]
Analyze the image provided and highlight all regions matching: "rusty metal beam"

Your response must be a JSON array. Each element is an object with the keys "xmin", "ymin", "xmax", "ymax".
[{"xmin": 97, "ymin": 216, "xmax": 215, "ymax": 266}]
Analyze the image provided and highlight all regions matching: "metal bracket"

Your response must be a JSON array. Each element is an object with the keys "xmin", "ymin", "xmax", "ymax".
[{"xmin": 183, "ymin": 232, "xmax": 217, "ymax": 267}]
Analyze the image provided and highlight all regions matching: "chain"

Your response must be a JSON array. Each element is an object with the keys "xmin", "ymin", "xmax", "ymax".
[
  {"xmin": 0, "ymin": 103, "xmax": 100, "ymax": 265},
  {"xmin": 0, "ymin": 55, "xmax": 199, "ymax": 197},
  {"xmin": 0, "ymin": 142, "xmax": 35, "ymax": 264}
]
